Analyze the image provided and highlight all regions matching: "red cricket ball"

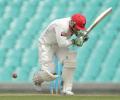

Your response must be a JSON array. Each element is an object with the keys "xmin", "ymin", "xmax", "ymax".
[{"xmin": 12, "ymin": 72, "xmax": 17, "ymax": 78}]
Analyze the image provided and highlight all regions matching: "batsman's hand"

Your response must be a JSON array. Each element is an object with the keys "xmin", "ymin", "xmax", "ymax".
[
  {"xmin": 72, "ymin": 37, "xmax": 84, "ymax": 46},
  {"xmin": 72, "ymin": 35, "xmax": 89, "ymax": 47},
  {"xmin": 75, "ymin": 31, "xmax": 85, "ymax": 37}
]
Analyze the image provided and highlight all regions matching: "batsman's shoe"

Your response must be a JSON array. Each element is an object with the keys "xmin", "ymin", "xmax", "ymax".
[
  {"xmin": 33, "ymin": 69, "xmax": 58, "ymax": 86},
  {"xmin": 62, "ymin": 90, "xmax": 74, "ymax": 96}
]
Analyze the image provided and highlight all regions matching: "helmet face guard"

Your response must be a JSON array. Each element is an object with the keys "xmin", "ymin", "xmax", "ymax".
[{"xmin": 69, "ymin": 20, "xmax": 84, "ymax": 35}]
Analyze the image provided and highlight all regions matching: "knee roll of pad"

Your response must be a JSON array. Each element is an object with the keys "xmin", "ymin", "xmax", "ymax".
[{"xmin": 63, "ymin": 60, "xmax": 76, "ymax": 69}]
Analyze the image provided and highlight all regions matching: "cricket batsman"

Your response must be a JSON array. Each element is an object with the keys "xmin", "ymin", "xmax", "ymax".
[{"xmin": 33, "ymin": 13, "xmax": 88, "ymax": 95}]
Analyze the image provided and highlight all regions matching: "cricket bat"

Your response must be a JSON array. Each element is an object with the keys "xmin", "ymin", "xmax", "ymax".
[{"xmin": 84, "ymin": 7, "xmax": 112, "ymax": 36}]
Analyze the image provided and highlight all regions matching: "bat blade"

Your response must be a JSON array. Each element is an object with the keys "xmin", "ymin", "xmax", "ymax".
[{"xmin": 85, "ymin": 7, "xmax": 112, "ymax": 35}]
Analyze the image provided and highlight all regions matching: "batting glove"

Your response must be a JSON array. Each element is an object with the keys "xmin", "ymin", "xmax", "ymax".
[{"xmin": 72, "ymin": 37, "xmax": 84, "ymax": 46}]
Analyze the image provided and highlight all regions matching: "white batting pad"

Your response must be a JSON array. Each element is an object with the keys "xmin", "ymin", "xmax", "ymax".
[{"xmin": 33, "ymin": 70, "xmax": 58, "ymax": 86}]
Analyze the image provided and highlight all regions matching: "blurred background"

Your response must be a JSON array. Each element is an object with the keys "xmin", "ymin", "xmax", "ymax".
[{"xmin": 0, "ymin": 0, "xmax": 120, "ymax": 93}]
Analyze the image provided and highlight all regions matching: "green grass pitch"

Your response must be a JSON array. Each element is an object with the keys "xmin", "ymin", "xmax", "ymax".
[{"xmin": 0, "ymin": 94, "xmax": 120, "ymax": 100}]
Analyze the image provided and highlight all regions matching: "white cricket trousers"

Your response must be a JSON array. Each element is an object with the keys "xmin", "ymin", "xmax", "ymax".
[{"xmin": 39, "ymin": 41, "xmax": 76, "ymax": 92}]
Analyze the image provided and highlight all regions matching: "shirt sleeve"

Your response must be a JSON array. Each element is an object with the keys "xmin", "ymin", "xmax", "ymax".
[{"xmin": 54, "ymin": 25, "xmax": 72, "ymax": 47}]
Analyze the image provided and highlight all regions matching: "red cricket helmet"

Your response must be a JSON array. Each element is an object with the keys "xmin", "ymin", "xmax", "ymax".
[{"xmin": 71, "ymin": 13, "xmax": 86, "ymax": 30}]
